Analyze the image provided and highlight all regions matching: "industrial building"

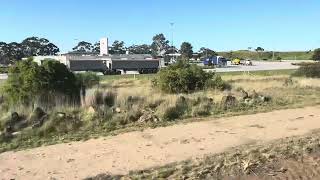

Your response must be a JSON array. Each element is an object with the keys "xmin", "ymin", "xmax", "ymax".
[{"xmin": 32, "ymin": 38, "xmax": 162, "ymax": 74}]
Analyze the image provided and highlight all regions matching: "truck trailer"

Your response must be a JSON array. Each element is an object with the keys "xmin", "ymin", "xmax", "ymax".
[{"xmin": 203, "ymin": 56, "xmax": 227, "ymax": 67}]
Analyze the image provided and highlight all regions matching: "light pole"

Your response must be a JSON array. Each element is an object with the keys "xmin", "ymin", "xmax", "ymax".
[{"xmin": 170, "ymin": 22, "xmax": 174, "ymax": 61}]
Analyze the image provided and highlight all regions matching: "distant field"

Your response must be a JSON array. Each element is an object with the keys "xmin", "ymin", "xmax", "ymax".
[
  {"xmin": 218, "ymin": 50, "xmax": 313, "ymax": 60},
  {"xmin": 100, "ymin": 69, "xmax": 295, "ymax": 83}
]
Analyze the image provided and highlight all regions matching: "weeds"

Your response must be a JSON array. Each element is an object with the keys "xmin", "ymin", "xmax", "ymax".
[{"xmin": 1, "ymin": 73, "xmax": 320, "ymax": 153}]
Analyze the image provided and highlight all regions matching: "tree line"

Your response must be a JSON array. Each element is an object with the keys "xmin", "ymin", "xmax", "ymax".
[
  {"xmin": 0, "ymin": 34, "xmax": 218, "ymax": 65},
  {"xmin": 72, "ymin": 33, "xmax": 218, "ymax": 60},
  {"xmin": 0, "ymin": 37, "xmax": 59, "ymax": 64}
]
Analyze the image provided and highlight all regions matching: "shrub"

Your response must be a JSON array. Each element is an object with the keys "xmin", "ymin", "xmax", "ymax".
[
  {"xmin": 312, "ymin": 48, "xmax": 320, "ymax": 61},
  {"xmin": 89, "ymin": 91, "xmax": 116, "ymax": 108},
  {"xmin": 154, "ymin": 61, "xmax": 229, "ymax": 93},
  {"xmin": 293, "ymin": 62, "xmax": 320, "ymax": 78},
  {"xmin": 103, "ymin": 92, "xmax": 116, "ymax": 107},
  {"xmin": 75, "ymin": 72, "xmax": 100, "ymax": 89},
  {"xmin": 163, "ymin": 96, "xmax": 188, "ymax": 121},
  {"xmin": 192, "ymin": 99, "xmax": 214, "ymax": 117},
  {"xmin": 205, "ymin": 75, "xmax": 231, "ymax": 90},
  {"xmin": 38, "ymin": 110, "xmax": 82, "ymax": 136},
  {"xmin": 3, "ymin": 58, "xmax": 80, "ymax": 106}
]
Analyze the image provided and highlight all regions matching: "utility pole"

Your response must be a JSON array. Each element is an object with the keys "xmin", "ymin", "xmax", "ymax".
[
  {"xmin": 272, "ymin": 51, "xmax": 275, "ymax": 61},
  {"xmin": 170, "ymin": 22, "xmax": 174, "ymax": 61}
]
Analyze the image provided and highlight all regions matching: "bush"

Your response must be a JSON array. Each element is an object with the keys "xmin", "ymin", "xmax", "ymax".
[
  {"xmin": 205, "ymin": 75, "xmax": 231, "ymax": 90},
  {"xmin": 90, "ymin": 91, "xmax": 116, "ymax": 108},
  {"xmin": 38, "ymin": 110, "xmax": 82, "ymax": 136},
  {"xmin": 312, "ymin": 48, "xmax": 320, "ymax": 61},
  {"xmin": 75, "ymin": 72, "xmax": 100, "ymax": 89},
  {"xmin": 3, "ymin": 58, "xmax": 80, "ymax": 106},
  {"xmin": 154, "ymin": 61, "xmax": 229, "ymax": 93},
  {"xmin": 192, "ymin": 99, "xmax": 214, "ymax": 117},
  {"xmin": 163, "ymin": 96, "xmax": 188, "ymax": 121},
  {"xmin": 293, "ymin": 62, "xmax": 320, "ymax": 78}
]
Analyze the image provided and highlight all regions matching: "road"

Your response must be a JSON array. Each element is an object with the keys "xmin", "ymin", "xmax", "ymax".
[
  {"xmin": 205, "ymin": 60, "xmax": 308, "ymax": 73},
  {"xmin": 1, "ymin": 106, "xmax": 320, "ymax": 180}
]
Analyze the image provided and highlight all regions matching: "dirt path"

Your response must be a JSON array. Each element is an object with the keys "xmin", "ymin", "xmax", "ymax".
[{"xmin": 1, "ymin": 106, "xmax": 320, "ymax": 180}]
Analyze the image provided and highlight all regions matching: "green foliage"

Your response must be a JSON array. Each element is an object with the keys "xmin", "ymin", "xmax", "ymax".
[
  {"xmin": 154, "ymin": 61, "xmax": 228, "ymax": 93},
  {"xmin": 76, "ymin": 72, "xmax": 100, "ymax": 88},
  {"xmin": 293, "ymin": 62, "xmax": 320, "ymax": 78},
  {"xmin": 163, "ymin": 96, "xmax": 189, "ymax": 121},
  {"xmin": 2, "ymin": 58, "xmax": 80, "ymax": 106},
  {"xmin": 3, "ymin": 58, "xmax": 44, "ymax": 105},
  {"xmin": 180, "ymin": 42, "xmax": 193, "ymax": 59},
  {"xmin": 41, "ymin": 60, "xmax": 79, "ymax": 98},
  {"xmin": 38, "ymin": 110, "xmax": 83, "ymax": 136},
  {"xmin": 198, "ymin": 47, "xmax": 217, "ymax": 59},
  {"xmin": 72, "ymin": 41, "xmax": 93, "ymax": 53},
  {"xmin": 128, "ymin": 44, "xmax": 151, "ymax": 54},
  {"xmin": 312, "ymin": 48, "xmax": 320, "ymax": 61},
  {"xmin": 0, "ymin": 67, "xmax": 8, "ymax": 73},
  {"xmin": 255, "ymin": 47, "xmax": 265, "ymax": 52},
  {"xmin": 151, "ymin": 34, "xmax": 169, "ymax": 57},
  {"xmin": 90, "ymin": 91, "xmax": 116, "ymax": 108},
  {"xmin": 109, "ymin": 40, "xmax": 126, "ymax": 55}
]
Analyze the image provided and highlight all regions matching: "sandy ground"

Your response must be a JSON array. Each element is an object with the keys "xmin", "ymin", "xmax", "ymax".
[{"xmin": 1, "ymin": 106, "xmax": 320, "ymax": 180}]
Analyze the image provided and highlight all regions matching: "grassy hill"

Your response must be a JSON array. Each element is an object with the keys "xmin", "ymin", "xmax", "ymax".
[{"xmin": 218, "ymin": 50, "xmax": 313, "ymax": 60}]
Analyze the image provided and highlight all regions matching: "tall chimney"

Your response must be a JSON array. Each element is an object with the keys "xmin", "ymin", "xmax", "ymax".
[{"xmin": 100, "ymin": 38, "xmax": 109, "ymax": 56}]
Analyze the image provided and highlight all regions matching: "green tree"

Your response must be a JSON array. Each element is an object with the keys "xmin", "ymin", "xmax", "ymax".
[
  {"xmin": 0, "ymin": 42, "xmax": 11, "ymax": 64},
  {"xmin": 72, "ymin": 41, "xmax": 93, "ymax": 53},
  {"xmin": 198, "ymin": 47, "xmax": 217, "ymax": 58},
  {"xmin": 93, "ymin": 42, "xmax": 100, "ymax": 53},
  {"xmin": 22, "ymin": 37, "xmax": 59, "ymax": 56},
  {"xmin": 255, "ymin": 47, "xmax": 264, "ymax": 52},
  {"xmin": 151, "ymin": 34, "xmax": 169, "ymax": 57},
  {"xmin": 312, "ymin": 48, "xmax": 320, "ymax": 61},
  {"xmin": 3, "ymin": 58, "xmax": 44, "ymax": 105},
  {"xmin": 109, "ymin": 40, "xmax": 126, "ymax": 54},
  {"xmin": 180, "ymin": 42, "xmax": 193, "ymax": 59},
  {"xmin": 0, "ymin": 37, "xmax": 58, "ymax": 64},
  {"xmin": 128, "ymin": 44, "xmax": 151, "ymax": 54},
  {"xmin": 41, "ymin": 60, "xmax": 79, "ymax": 97},
  {"xmin": 8, "ymin": 42, "xmax": 24, "ymax": 61}
]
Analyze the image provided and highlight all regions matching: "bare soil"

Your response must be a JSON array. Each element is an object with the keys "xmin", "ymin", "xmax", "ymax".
[{"xmin": 1, "ymin": 106, "xmax": 320, "ymax": 180}]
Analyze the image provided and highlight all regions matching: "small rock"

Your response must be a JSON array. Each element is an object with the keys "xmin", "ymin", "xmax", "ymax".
[
  {"xmin": 221, "ymin": 95, "xmax": 237, "ymax": 110},
  {"xmin": 66, "ymin": 159, "xmax": 75, "ymax": 163},
  {"xmin": 11, "ymin": 112, "xmax": 20, "ymax": 122},
  {"xmin": 87, "ymin": 106, "xmax": 96, "ymax": 114},
  {"xmin": 240, "ymin": 89, "xmax": 249, "ymax": 100},
  {"xmin": 56, "ymin": 112, "xmax": 66, "ymax": 118},
  {"xmin": 12, "ymin": 131, "xmax": 21, "ymax": 136},
  {"xmin": 137, "ymin": 112, "xmax": 160, "ymax": 123},
  {"xmin": 115, "ymin": 107, "xmax": 121, "ymax": 113}
]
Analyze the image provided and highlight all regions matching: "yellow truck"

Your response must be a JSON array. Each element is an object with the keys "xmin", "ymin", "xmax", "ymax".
[{"xmin": 231, "ymin": 58, "xmax": 241, "ymax": 65}]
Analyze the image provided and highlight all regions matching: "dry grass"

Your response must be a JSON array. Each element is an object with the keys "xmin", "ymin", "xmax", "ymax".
[
  {"xmin": 2, "ymin": 72, "xmax": 320, "ymax": 153},
  {"xmin": 87, "ymin": 74, "xmax": 320, "ymax": 117}
]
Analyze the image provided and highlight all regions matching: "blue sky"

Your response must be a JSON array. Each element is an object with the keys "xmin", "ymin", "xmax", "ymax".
[{"xmin": 1, "ymin": 0, "xmax": 320, "ymax": 52}]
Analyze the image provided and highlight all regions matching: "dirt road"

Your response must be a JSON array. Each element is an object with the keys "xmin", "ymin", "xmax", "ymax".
[{"xmin": 1, "ymin": 106, "xmax": 320, "ymax": 180}]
